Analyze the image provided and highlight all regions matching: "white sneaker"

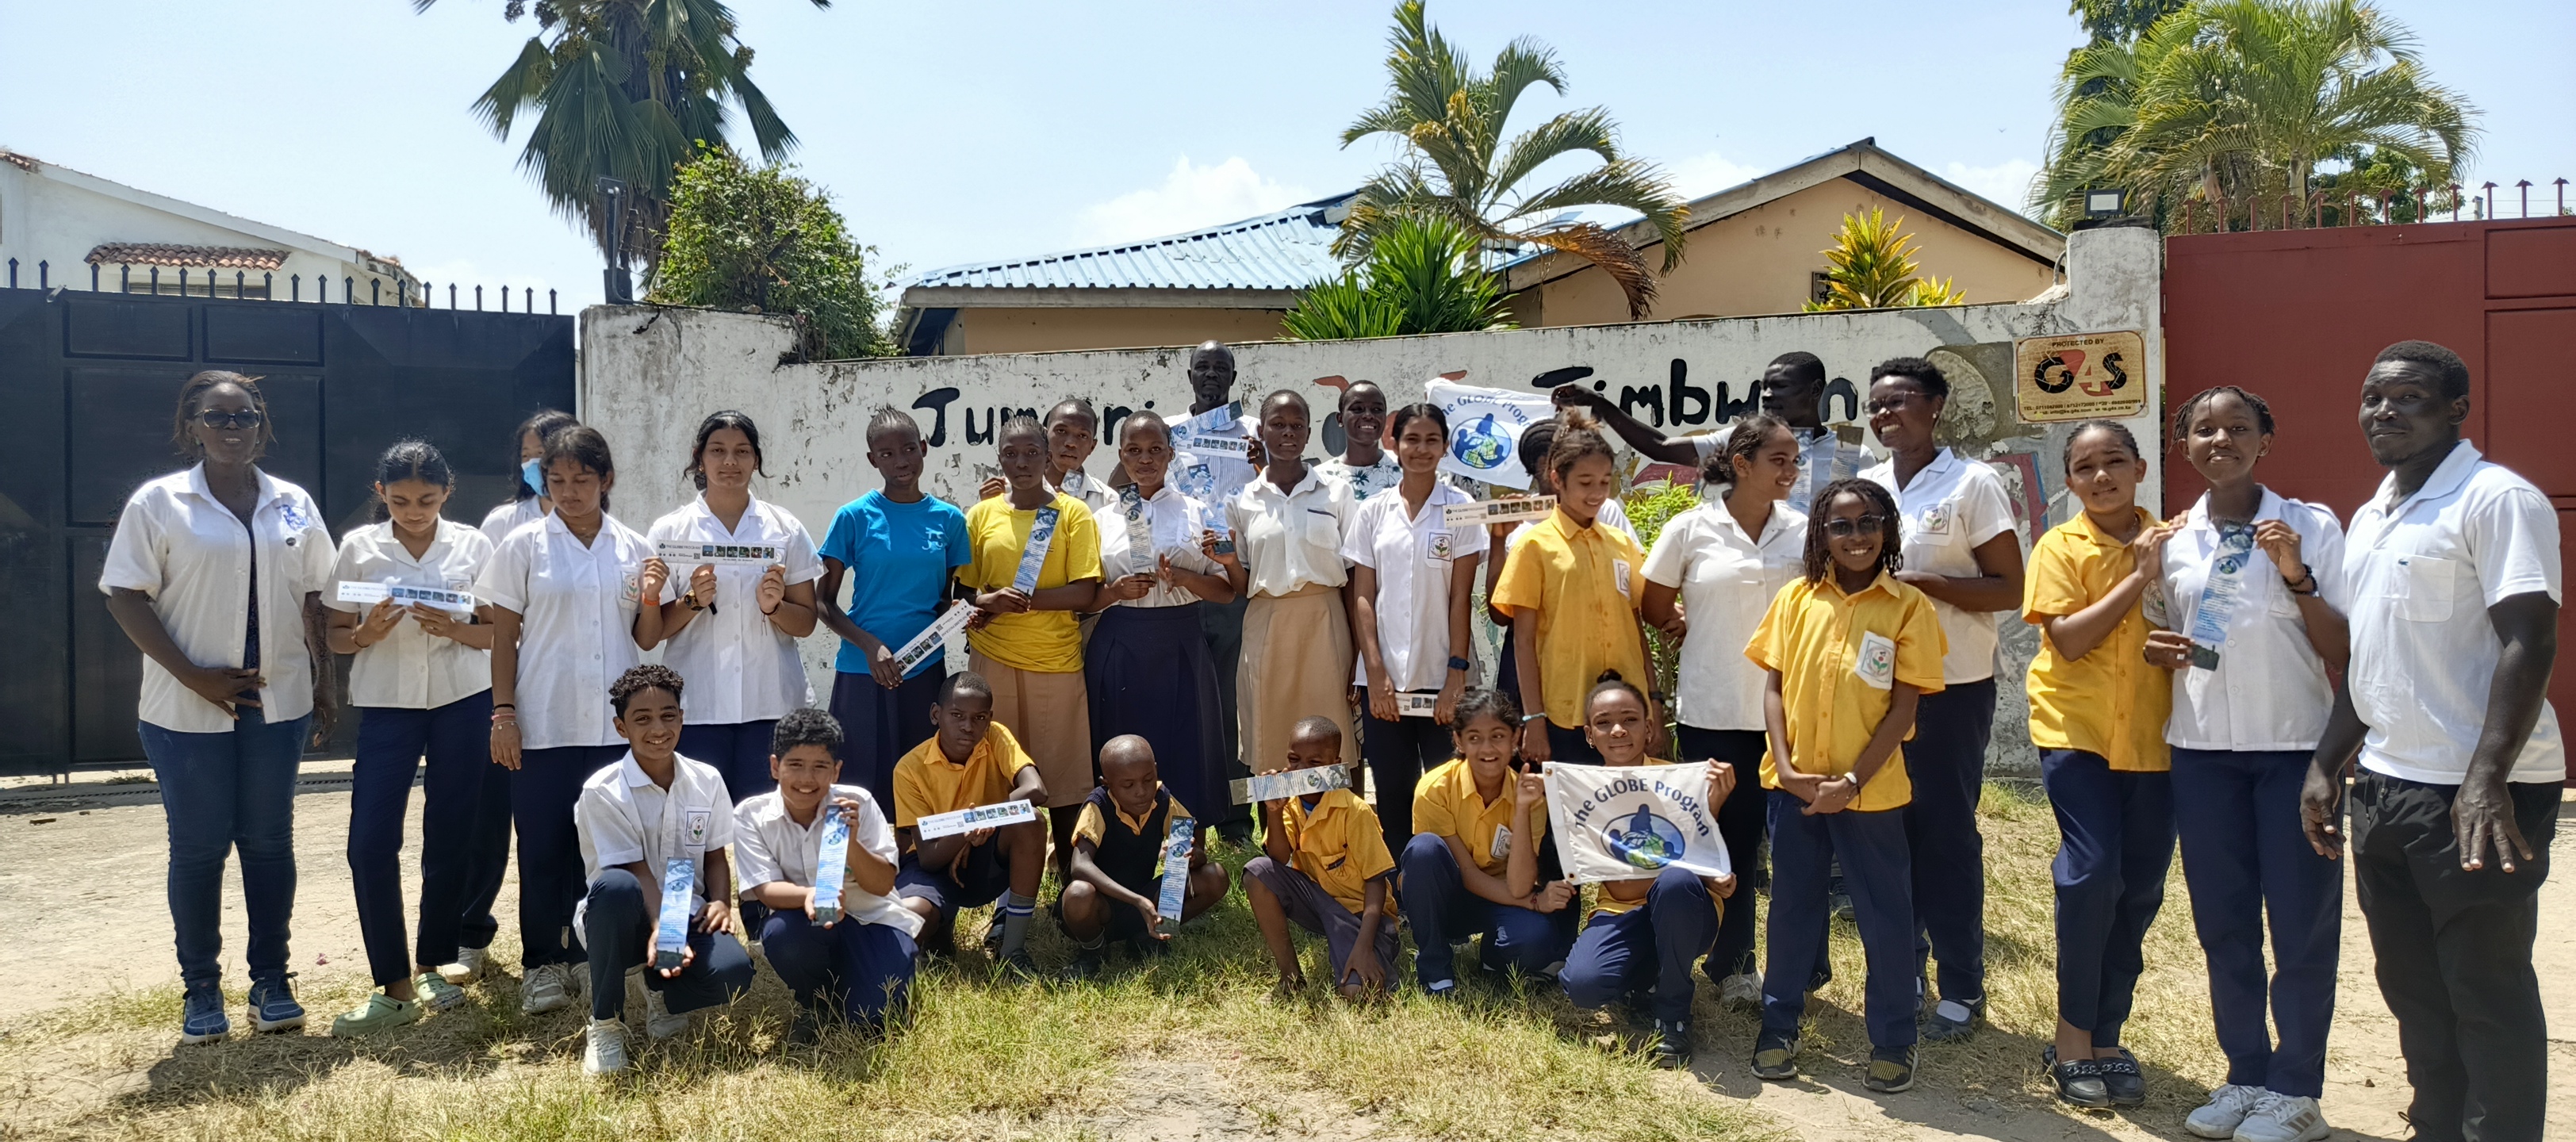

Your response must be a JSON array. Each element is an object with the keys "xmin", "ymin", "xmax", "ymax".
[
  {"xmin": 519, "ymin": 963, "xmax": 584, "ymax": 1015},
  {"xmin": 2234, "ymin": 1093, "xmax": 2329, "ymax": 1142},
  {"xmin": 2187, "ymin": 1084, "xmax": 2267, "ymax": 1139},
  {"xmin": 439, "ymin": 945, "xmax": 488, "ymax": 984},
  {"xmin": 1719, "ymin": 972, "xmax": 1762, "ymax": 1010},
  {"xmin": 642, "ymin": 989, "xmax": 689, "ymax": 1040},
  {"xmin": 581, "ymin": 1017, "xmax": 631, "ymax": 1077}
]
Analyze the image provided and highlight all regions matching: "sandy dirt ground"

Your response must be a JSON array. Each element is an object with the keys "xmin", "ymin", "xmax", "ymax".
[{"xmin": 2, "ymin": 771, "xmax": 2569, "ymax": 1141}]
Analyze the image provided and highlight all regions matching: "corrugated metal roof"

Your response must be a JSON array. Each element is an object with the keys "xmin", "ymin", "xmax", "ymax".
[{"xmin": 907, "ymin": 191, "xmax": 1357, "ymax": 293}]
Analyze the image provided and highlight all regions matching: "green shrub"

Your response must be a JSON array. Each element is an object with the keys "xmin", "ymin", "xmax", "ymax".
[{"xmin": 650, "ymin": 144, "xmax": 895, "ymax": 360}]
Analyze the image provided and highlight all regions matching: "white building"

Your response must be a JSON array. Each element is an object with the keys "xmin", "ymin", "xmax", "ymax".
[{"xmin": 0, "ymin": 149, "xmax": 417, "ymax": 302}]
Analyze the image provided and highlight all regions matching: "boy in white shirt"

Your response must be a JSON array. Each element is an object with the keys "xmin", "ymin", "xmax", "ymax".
[
  {"xmin": 734, "ymin": 708, "xmax": 921, "ymax": 1040},
  {"xmin": 573, "ymin": 665, "xmax": 755, "ymax": 1076}
]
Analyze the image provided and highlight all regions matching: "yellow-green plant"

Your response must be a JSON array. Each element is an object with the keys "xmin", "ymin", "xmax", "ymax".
[{"xmin": 1803, "ymin": 209, "xmax": 1967, "ymax": 311}]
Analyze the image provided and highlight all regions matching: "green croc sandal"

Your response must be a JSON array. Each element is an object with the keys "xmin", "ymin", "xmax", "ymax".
[{"xmin": 329, "ymin": 993, "xmax": 422, "ymax": 1037}]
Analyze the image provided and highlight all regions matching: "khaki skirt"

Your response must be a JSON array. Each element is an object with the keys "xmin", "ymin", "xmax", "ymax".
[
  {"xmin": 1238, "ymin": 584, "xmax": 1360, "ymax": 773},
  {"xmin": 968, "ymin": 651, "xmax": 1094, "ymax": 809}
]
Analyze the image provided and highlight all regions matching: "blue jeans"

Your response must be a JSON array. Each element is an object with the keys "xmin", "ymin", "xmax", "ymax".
[
  {"xmin": 759, "ymin": 909, "xmax": 918, "ymax": 1027},
  {"xmin": 138, "ymin": 707, "xmax": 311, "ymax": 993},
  {"xmin": 2173, "ymin": 747, "xmax": 2341, "ymax": 1098},
  {"xmin": 348, "ymin": 694, "xmax": 500, "ymax": 987},
  {"xmin": 2041, "ymin": 749, "xmax": 2175, "ymax": 1044},
  {"xmin": 1561, "ymin": 866, "xmax": 1718, "ymax": 1022},
  {"xmin": 678, "ymin": 720, "xmax": 780, "ymax": 804},
  {"xmin": 1397, "ymin": 832, "xmax": 1575, "ymax": 985}
]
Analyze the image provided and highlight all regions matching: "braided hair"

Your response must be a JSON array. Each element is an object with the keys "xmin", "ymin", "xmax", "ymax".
[
  {"xmin": 1801, "ymin": 477, "xmax": 1904, "ymax": 583},
  {"xmin": 2169, "ymin": 385, "xmax": 2275, "ymax": 441}
]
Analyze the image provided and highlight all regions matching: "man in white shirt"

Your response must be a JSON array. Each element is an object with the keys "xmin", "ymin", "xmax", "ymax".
[
  {"xmin": 1170, "ymin": 342, "xmax": 1259, "ymax": 839},
  {"xmin": 2302, "ymin": 340, "xmax": 2563, "ymax": 1142},
  {"xmin": 1555, "ymin": 351, "xmax": 1865, "ymax": 514},
  {"xmin": 733, "ymin": 708, "xmax": 919, "ymax": 1040},
  {"xmin": 572, "ymin": 665, "xmax": 755, "ymax": 1076}
]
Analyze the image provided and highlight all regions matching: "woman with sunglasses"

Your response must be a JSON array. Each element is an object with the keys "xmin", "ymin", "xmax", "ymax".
[
  {"xmin": 1857, "ymin": 358, "xmax": 2025, "ymax": 1044},
  {"xmin": 102, "ymin": 371, "xmax": 338, "ymax": 1044}
]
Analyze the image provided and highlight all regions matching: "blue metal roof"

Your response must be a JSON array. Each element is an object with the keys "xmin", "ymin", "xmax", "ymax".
[{"xmin": 906, "ymin": 192, "xmax": 1357, "ymax": 293}]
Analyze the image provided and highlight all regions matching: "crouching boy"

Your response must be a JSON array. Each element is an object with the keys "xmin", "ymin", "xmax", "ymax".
[
  {"xmin": 1244, "ymin": 717, "xmax": 1398, "ymax": 1002},
  {"xmin": 1060, "ymin": 735, "xmax": 1231, "ymax": 978},
  {"xmin": 734, "ymin": 707, "xmax": 920, "ymax": 1040},
  {"xmin": 891, "ymin": 673, "xmax": 1049, "ymax": 975},
  {"xmin": 573, "ymin": 665, "xmax": 755, "ymax": 1077}
]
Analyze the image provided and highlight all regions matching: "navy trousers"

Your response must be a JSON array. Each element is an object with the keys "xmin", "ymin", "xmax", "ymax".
[
  {"xmin": 830, "ymin": 667, "xmax": 946, "ymax": 816},
  {"xmin": 512, "ymin": 745, "xmax": 623, "ymax": 968},
  {"xmin": 759, "ymin": 910, "xmax": 918, "ymax": 1027},
  {"xmin": 1675, "ymin": 726, "xmax": 1769, "ymax": 980},
  {"xmin": 678, "ymin": 719, "xmax": 781, "ymax": 804},
  {"xmin": 1397, "ymin": 832, "xmax": 1576, "ymax": 985},
  {"xmin": 1905, "ymin": 678, "xmax": 1995, "ymax": 1007},
  {"xmin": 579, "ymin": 868, "xmax": 755, "ymax": 1021},
  {"xmin": 1363, "ymin": 711, "xmax": 1452, "ymax": 853},
  {"xmin": 1561, "ymin": 866, "xmax": 1716, "ymax": 1022},
  {"xmin": 347, "ymin": 693, "xmax": 500, "ymax": 987},
  {"xmin": 1761, "ymin": 789, "xmax": 1916, "ymax": 1048},
  {"xmin": 137, "ymin": 707, "xmax": 310, "ymax": 994},
  {"xmin": 1200, "ymin": 594, "xmax": 1252, "ymax": 830},
  {"xmin": 2172, "ymin": 747, "xmax": 2340, "ymax": 1098},
  {"xmin": 2041, "ymin": 748, "xmax": 2175, "ymax": 1044}
]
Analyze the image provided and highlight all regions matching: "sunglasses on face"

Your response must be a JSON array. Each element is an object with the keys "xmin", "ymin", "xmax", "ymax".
[
  {"xmin": 1823, "ymin": 515, "xmax": 1887, "ymax": 538},
  {"xmin": 197, "ymin": 408, "xmax": 264, "ymax": 430}
]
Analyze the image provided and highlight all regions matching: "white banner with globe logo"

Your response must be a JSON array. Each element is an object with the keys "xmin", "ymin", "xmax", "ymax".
[
  {"xmin": 1542, "ymin": 761, "xmax": 1732, "ymax": 884},
  {"xmin": 1427, "ymin": 379, "xmax": 1554, "ymax": 492}
]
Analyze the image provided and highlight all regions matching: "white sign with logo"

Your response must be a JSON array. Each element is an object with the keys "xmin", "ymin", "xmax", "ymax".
[
  {"xmin": 1543, "ymin": 761, "xmax": 1731, "ymax": 884},
  {"xmin": 1427, "ymin": 379, "xmax": 1555, "ymax": 491}
]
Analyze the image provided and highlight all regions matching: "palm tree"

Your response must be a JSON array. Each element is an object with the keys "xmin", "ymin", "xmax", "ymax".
[
  {"xmin": 1337, "ymin": 1, "xmax": 1689, "ymax": 320},
  {"xmin": 1802, "ymin": 209, "xmax": 1966, "ymax": 312},
  {"xmin": 417, "ymin": 0, "xmax": 827, "ymax": 268},
  {"xmin": 2034, "ymin": 0, "xmax": 2477, "ymax": 231},
  {"xmin": 1281, "ymin": 215, "xmax": 1515, "ymax": 340}
]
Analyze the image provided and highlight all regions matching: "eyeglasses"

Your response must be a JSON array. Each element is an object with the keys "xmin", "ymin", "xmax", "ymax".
[
  {"xmin": 1823, "ymin": 515, "xmax": 1887, "ymax": 537},
  {"xmin": 1862, "ymin": 395, "xmax": 1915, "ymax": 416},
  {"xmin": 196, "ymin": 408, "xmax": 264, "ymax": 430}
]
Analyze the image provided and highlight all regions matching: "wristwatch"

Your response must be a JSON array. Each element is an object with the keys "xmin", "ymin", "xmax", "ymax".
[{"xmin": 1447, "ymin": 655, "xmax": 1471, "ymax": 673}]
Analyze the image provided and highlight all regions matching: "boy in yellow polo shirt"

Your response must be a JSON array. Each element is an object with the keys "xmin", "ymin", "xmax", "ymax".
[
  {"xmin": 1243, "ymin": 717, "xmax": 1397, "ymax": 1002},
  {"xmin": 1397, "ymin": 689, "xmax": 1577, "ymax": 996},
  {"xmin": 1745, "ymin": 478, "xmax": 1946, "ymax": 1093},
  {"xmin": 891, "ymin": 672, "xmax": 1051, "ymax": 975}
]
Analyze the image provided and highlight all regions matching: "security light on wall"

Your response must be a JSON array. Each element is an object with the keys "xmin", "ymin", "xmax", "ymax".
[{"xmin": 2083, "ymin": 189, "xmax": 2129, "ymax": 218}]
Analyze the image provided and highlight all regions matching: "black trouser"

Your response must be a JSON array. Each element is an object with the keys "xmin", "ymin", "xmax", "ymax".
[
  {"xmin": 1361, "ymin": 707, "xmax": 1451, "ymax": 854},
  {"xmin": 1676, "ymin": 725, "xmax": 1769, "ymax": 979},
  {"xmin": 1905, "ymin": 678, "xmax": 1995, "ymax": 1008},
  {"xmin": 1201, "ymin": 594, "xmax": 1251, "ymax": 831},
  {"xmin": 2351, "ymin": 770, "xmax": 2560, "ymax": 1142}
]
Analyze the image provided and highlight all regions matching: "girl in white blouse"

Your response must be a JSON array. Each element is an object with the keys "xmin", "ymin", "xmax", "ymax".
[
  {"xmin": 646, "ymin": 412, "xmax": 822, "ymax": 803},
  {"xmin": 322, "ymin": 440, "xmax": 502, "ymax": 1036},
  {"xmin": 477, "ymin": 424, "xmax": 673, "ymax": 1016},
  {"xmin": 1638, "ymin": 412, "xmax": 1804, "ymax": 1008},
  {"xmin": 101, "ymin": 371, "xmax": 336, "ymax": 1044},
  {"xmin": 1219, "ymin": 390, "xmax": 1359, "ymax": 779},
  {"xmin": 1345, "ymin": 402, "xmax": 1486, "ymax": 851}
]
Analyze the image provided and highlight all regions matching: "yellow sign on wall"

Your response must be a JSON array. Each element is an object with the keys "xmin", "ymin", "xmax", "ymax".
[{"xmin": 2014, "ymin": 331, "xmax": 2146, "ymax": 423}]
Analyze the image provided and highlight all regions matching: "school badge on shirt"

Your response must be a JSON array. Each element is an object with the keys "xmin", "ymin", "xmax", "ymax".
[
  {"xmin": 1612, "ymin": 558, "xmax": 1633, "ymax": 599},
  {"xmin": 684, "ymin": 808, "xmax": 711, "ymax": 849},
  {"xmin": 1854, "ymin": 631, "xmax": 1896, "ymax": 690},
  {"xmin": 1427, "ymin": 530, "xmax": 1455, "ymax": 561},
  {"xmin": 1917, "ymin": 504, "xmax": 1953, "ymax": 538}
]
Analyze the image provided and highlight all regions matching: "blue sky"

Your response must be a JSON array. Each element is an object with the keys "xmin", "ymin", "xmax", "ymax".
[{"xmin": 4, "ymin": 0, "xmax": 2567, "ymax": 312}]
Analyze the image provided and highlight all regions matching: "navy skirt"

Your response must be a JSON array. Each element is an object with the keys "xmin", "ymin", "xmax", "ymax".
[{"xmin": 1085, "ymin": 604, "xmax": 1227, "ymax": 818}]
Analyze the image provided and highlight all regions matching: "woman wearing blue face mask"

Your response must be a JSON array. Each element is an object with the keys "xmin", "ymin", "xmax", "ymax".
[{"xmin": 481, "ymin": 409, "xmax": 580, "ymax": 546}]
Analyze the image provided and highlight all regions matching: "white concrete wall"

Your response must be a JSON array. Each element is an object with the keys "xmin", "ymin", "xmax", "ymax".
[
  {"xmin": 0, "ymin": 160, "xmax": 385, "ymax": 298},
  {"xmin": 583, "ymin": 226, "xmax": 2162, "ymax": 773}
]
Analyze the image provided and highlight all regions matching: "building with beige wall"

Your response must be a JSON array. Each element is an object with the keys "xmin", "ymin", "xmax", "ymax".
[{"xmin": 891, "ymin": 139, "xmax": 2060, "ymax": 356}]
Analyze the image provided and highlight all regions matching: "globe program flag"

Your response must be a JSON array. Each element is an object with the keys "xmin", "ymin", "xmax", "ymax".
[
  {"xmin": 1543, "ymin": 761, "xmax": 1731, "ymax": 885},
  {"xmin": 1426, "ymin": 379, "xmax": 1554, "ymax": 491}
]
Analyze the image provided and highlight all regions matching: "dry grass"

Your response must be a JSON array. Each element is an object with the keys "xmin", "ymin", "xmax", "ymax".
[{"xmin": 0, "ymin": 786, "xmax": 2233, "ymax": 1142}]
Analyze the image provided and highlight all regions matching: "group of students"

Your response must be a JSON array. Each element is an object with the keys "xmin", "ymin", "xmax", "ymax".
[{"xmin": 98, "ymin": 335, "xmax": 2559, "ymax": 1141}]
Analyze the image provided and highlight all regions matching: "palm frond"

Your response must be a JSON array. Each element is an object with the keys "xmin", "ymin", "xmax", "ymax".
[{"xmin": 1522, "ymin": 222, "xmax": 1658, "ymax": 320}]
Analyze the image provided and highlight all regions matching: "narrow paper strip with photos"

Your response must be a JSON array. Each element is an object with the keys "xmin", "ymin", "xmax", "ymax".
[
  {"xmin": 1120, "ymin": 485, "xmax": 1157, "ymax": 566},
  {"xmin": 1180, "ymin": 435, "xmax": 1248, "ymax": 456},
  {"xmin": 336, "ymin": 581, "xmax": 479, "ymax": 615},
  {"xmin": 1230, "ymin": 764, "xmax": 1352, "ymax": 805},
  {"xmin": 889, "ymin": 602, "xmax": 974, "ymax": 676},
  {"xmin": 914, "ymin": 799, "xmax": 1039, "ymax": 841},
  {"xmin": 1010, "ymin": 507, "xmax": 1062, "ymax": 594},
  {"xmin": 1155, "ymin": 818, "xmax": 1194, "ymax": 933},
  {"xmin": 653, "ymin": 857, "xmax": 695, "ymax": 970},
  {"xmin": 656, "ymin": 540, "xmax": 785, "ymax": 566},
  {"xmin": 1443, "ymin": 496, "xmax": 1556, "ymax": 527},
  {"xmin": 810, "ymin": 811, "xmax": 850, "ymax": 925},
  {"xmin": 1397, "ymin": 692, "xmax": 1440, "ymax": 718}
]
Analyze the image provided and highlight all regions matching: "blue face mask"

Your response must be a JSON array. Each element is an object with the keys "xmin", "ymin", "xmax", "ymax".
[{"xmin": 522, "ymin": 458, "xmax": 544, "ymax": 496}]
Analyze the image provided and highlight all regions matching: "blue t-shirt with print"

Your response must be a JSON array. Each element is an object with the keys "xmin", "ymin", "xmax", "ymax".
[{"xmin": 818, "ymin": 491, "xmax": 971, "ymax": 676}]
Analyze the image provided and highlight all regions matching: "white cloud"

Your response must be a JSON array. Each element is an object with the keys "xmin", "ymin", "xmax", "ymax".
[
  {"xmin": 1073, "ymin": 156, "xmax": 1313, "ymax": 247},
  {"xmin": 1940, "ymin": 159, "xmax": 2044, "ymax": 215},
  {"xmin": 1668, "ymin": 150, "xmax": 1766, "ymax": 199}
]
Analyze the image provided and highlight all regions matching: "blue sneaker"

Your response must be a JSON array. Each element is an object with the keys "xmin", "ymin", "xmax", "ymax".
[
  {"xmin": 179, "ymin": 986, "xmax": 230, "ymax": 1044},
  {"xmin": 246, "ymin": 972, "xmax": 306, "ymax": 1033}
]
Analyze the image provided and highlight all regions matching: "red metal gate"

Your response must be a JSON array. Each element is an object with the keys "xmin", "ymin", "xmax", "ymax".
[{"xmin": 2164, "ymin": 217, "xmax": 2576, "ymax": 779}]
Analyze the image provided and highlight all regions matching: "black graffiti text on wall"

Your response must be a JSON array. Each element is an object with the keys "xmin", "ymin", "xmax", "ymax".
[{"xmin": 1529, "ymin": 359, "xmax": 1860, "ymax": 427}]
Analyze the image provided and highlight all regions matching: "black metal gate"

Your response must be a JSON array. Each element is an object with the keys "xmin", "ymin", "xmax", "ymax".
[{"xmin": 0, "ymin": 286, "xmax": 575, "ymax": 776}]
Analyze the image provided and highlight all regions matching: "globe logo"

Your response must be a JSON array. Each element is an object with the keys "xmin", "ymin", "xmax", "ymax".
[
  {"xmin": 1601, "ymin": 803, "xmax": 1688, "ymax": 870},
  {"xmin": 1452, "ymin": 413, "xmax": 1509, "ymax": 470}
]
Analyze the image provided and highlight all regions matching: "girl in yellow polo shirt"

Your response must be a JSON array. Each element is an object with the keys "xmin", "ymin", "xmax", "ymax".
[
  {"xmin": 1394, "ymin": 689, "xmax": 1577, "ymax": 996},
  {"xmin": 2021, "ymin": 420, "xmax": 2176, "ymax": 1109},
  {"xmin": 1493, "ymin": 408, "xmax": 1653, "ymax": 765},
  {"xmin": 1744, "ymin": 477, "xmax": 1946, "ymax": 1094},
  {"xmin": 960, "ymin": 415, "xmax": 1104, "ymax": 885}
]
